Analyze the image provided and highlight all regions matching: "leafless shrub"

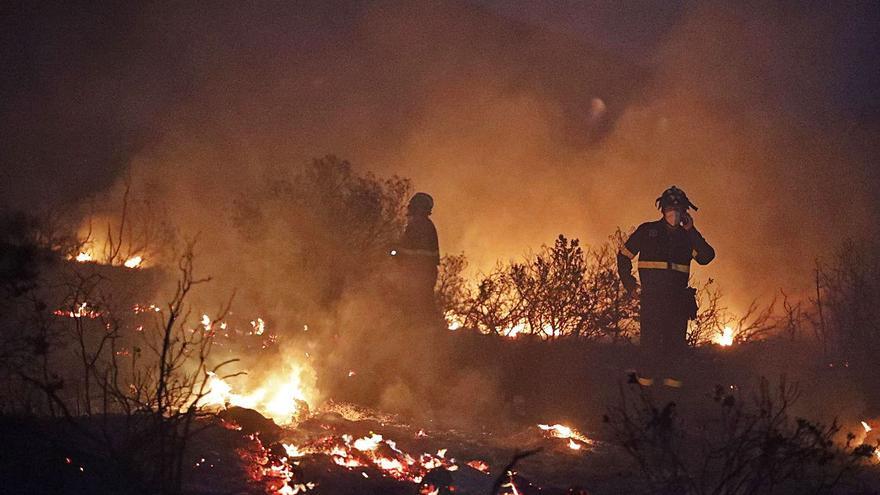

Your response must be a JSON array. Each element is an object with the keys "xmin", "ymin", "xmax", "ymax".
[
  {"xmin": 818, "ymin": 239, "xmax": 880, "ymax": 358},
  {"xmin": 686, "ymin": 279, "xmax": 778, "ymax": 347},
  {"xmin": 686, "ymin": 279, "xmax": 726, "ymax": 346},
  {"xmin": 770, "ymin": 238, "xmax": 880, "ymax": 366},
  {"xmin": 508, "ymin": 236, "xmax": 595, "ymax": 339},
  {"xmin": 730, "ymin": 298, "xmax": 778, "ymax": 344},
  {"xmin": 437, "ymin": 227, "xmax": 783, "ymax": 346},
  {"xmin": 75, "ymin": 176, "xmax": 178, "ymax": 266},
  {"xmin": 459, "ymin": 266, "xmax": 524, "ymax": 335},
  {"xmin": 809, "ymin": 238, "xmax": 880, "ymax": 408},
  {"xmin": 779, "ymin": 289, "xmax": 806, "ymax": 342},
  {"xmin": 582, "ymin": 238, "xmax": 640, "ymax": 342},
  {"xmin": 605, "ymin": 377, "xmax": 877, "ymax": 494},
  {"xmin": 1, "ymin": 231, "xmax": 236, "ymax": 494},
  {"xmin": 438, "ymin": 233, "xmax": 638, "ymax": 341}
]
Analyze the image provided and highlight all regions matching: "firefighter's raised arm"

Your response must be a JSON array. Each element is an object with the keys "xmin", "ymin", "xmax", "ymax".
[{"xmin": 682, "ymin": 212, "xmax": 715, "ymax": 265}]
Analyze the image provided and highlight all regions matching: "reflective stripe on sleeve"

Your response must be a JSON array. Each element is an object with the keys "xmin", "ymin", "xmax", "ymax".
[
  {"xmin": 638, "ymin": 261, "xmax": 690, "ymax": 274},
  {"xmin": 619, "ymin": 246, "xmax": 636, "ymax": 259}
]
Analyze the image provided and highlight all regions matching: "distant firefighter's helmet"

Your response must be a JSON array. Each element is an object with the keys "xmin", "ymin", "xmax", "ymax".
[
  {"xmin": 408, "ymin": 192, "xmax": 434, "ymax": 214},
  {"xmin": 655, "ymin": 186, "xmax": 698, "ymax": 211}
]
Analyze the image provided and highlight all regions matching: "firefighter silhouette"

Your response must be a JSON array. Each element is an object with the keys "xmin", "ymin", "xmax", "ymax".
[
  {"xmin": 392, "ymin": 192, "xmax": 440, "ymax": 323},
  {"xmin": 617, "ymin": 186, "xmax": 715, "ymax": 354}
]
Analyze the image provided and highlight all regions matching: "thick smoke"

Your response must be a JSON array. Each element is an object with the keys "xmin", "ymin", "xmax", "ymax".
[
  {"xmin": 2, "ymin": 1, "xmax": 879, "ymax": 418},
  {"xmin": 575, "ymin": 2, "xmax": 880, "ymax": 310}
]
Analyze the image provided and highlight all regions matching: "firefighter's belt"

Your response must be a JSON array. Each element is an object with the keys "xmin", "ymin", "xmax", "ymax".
[
  {"xmin": 638, "ymin": 261, "xmax": 690, "ymax": 273},
  {"xmin": 397, "ymin": 248, "xmax": 439, "ymax": 258}
]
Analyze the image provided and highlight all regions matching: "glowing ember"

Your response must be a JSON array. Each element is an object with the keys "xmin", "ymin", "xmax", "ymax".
[
  {"xmin": 445, "ymin": 311, "xmax": 583, "ymax": 339},
  {"xmin": 123, "ymin": 255, "xmax": 143, "ymax": 268},
  {"xmin": 239, "ymin": 434, "xmax": 315, "ymax": 494},
  {"xmin": 444, "ymin": 311, "xmax": 464, "ymax": 331},
  {"xmin": 715, "ymin": 326, "xmax": 735, "ymax": 346},
  {"xmin": 283, "ymin": 444, "xmax": 306, "ymax": 458},
  {"xmin": 353, "ymin": 433, "xmax": 383, "ymax": 452},
  {"xmin": 466, "ymin": 459, "xmax": 490, "ymax": 473},
  {"xmin": 862, "ymin": 421, "xmax": 872, "ymax": 433},
  {"xmin": 53, "ymin": 302, "xmax": 101, "ymax": 319},
  {"xmin": 501, "ymin": 471, "xmax": 523, "ymax": 495},
  {"xmin": 297, "ymin": 431, "xmax": 460, "ymax": 483},
  {"xmin": 538, "ymin": 423, "xmax": 592, "ymax": 449},
  {"xmin": 251, "ymin": 317, "xmax": 266, "ymax": 335},
  {"xmin": 75, "ymin": 252, "xmax": 93, "ymax": 262},
  {"xmin": 237, "ymin": 419, "xmax": 510, "ymax": 490},
  {"xmin": 133, "ymin": 303, "xmax": 162, "ymax": 314}
]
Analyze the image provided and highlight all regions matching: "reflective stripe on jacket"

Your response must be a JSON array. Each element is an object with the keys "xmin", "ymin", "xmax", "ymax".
[{"xmin": 617, "ymin": 219, "xmax": 715, "ymax": 292}]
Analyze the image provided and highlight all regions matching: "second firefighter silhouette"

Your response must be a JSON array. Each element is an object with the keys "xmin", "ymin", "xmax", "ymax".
[
  {"xmin": 392, "ymin": 192, "xmax": 440, "ymax": 321},
  {"xmin": 617, "ymin": 186, "xmax": 715, "ymax": 353}
]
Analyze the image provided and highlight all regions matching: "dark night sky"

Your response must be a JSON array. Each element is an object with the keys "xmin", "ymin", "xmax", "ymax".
[
  {"xmin": 482, "ymin": 0, "xmax": 880, "ymax": 117},
  {"xmin": 2, "ymin": 1, "xmax": 878, "ymax": 203}
]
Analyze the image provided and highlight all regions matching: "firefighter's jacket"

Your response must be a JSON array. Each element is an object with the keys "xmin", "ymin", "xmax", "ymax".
[
  {"xmin": 617, "ymin": 219, "xmax": 715, "ymax": 296},
  {"xmin": 395, "ymin": 214, "xmax": 440, "ymax": 273}
]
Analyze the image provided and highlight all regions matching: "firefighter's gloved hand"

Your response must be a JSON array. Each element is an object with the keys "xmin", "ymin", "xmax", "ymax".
[{"xmin": 681, "ymin": 212, "xmax": 694, "ymax": 230}]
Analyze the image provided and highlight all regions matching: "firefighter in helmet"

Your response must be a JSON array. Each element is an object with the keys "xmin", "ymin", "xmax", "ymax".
[
  {"xmin": 392, "ymin": 192, "xmax": 440, "ymax": 321},
  {"xmin": 617, "ymin": 186, "xmax": 715, "ymax": 354}
]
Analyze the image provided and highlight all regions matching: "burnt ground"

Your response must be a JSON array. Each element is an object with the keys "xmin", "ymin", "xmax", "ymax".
[
  {"xmin": 2, "ymin": 329, "xmax": 879, "ymax": 494},
  {"xmin": 316, "ymin": 328, "xmax": 880, "ymax": 493}
]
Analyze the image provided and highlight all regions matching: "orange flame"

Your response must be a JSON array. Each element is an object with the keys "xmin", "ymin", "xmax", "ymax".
[
  {"xmin": 201, "ymin": 363, "xmax": 315, "ymax": 424},
  {"xmin": 123, "ymin": 255, "xmax": 143, "ymax": 268},
  {"xmin": 537, "ymin": 423, "xmax": 592, "ymax": 450},
  {"xmin": 715, "ymin": 326, "xmax": 735, "ymax": 347},
  {"xmin": 466, "ymin": 459, "xmax": 490, "ymax": 473}
]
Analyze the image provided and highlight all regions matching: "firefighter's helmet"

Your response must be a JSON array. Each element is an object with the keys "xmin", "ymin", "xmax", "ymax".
[
  {"xmin": 655, "ymin": 186, "xmax": 698, "ymax": 211},
  {"xmin": 408, "ymin": 192, "xmax": 434, "ymax": 214}
]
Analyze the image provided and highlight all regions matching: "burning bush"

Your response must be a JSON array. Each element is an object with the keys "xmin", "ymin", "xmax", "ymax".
[
  {"xmin": 439, "ymin": 233, "xmax": 639, "ymax": 341},
  {"xmin": 70, "ymin": 178, "xmax": 178, "ymax": 270},
  {"xmin": 685, "ymin": 279, "xmax": 777, "ymax": 347},
  {"xmin": 0, "ymin": 217, "xmax": 240, "ymax": 493},
  {"xmin": 437, "ymin": 231, "xmax": 776, "ymax": 347}
]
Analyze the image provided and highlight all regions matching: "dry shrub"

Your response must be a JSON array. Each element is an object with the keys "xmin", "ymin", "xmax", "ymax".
[
  {"xmin": 605, "ymin": 376, "xmax": 878, "ymax": 494},
  {"xmin": 438, "ymin": 232, "xmax": 638, "ymax": 341}
]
